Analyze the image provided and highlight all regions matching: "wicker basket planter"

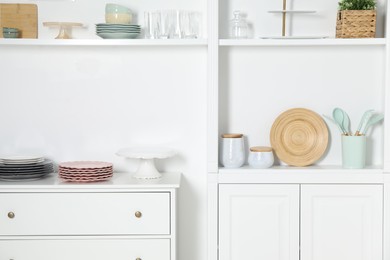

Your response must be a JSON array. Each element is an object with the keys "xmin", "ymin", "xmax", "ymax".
[{"xmin": 336, "ymin": 10, "xmax": 376, "ymax": 38}]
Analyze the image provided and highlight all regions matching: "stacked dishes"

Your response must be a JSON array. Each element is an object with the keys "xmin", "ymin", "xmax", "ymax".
[
  {"xmin": 59, "ymin": 161, "xmax": 113, "ymax": 182},
  {"xmin": 96, "ymin": 24, "xmax": 141, "ymax": 39},
  {"xmin": 0, "ymin": 156, "xmax": 53, "ymax": 181}
]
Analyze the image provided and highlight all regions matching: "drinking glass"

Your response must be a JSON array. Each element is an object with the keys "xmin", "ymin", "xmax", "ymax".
[
  {"xmin": 180, "ymin": 11, "xmax": 201, "ymax": 39},
  {"xmin": 170, "ymin": 10, "xmax": 182, "ymax": 39},
  {"xmin": 159, "ymin": 10, "xmax": 173, "ymax": 39},
  {"xmin": 144, "ymin": 11, "xmax": 161, "ymax": 39}
]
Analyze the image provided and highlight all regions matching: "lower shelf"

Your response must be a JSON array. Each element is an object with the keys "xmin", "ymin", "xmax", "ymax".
[
  {"xmin": 219, "ymin": 165, "xmax": 383, "ymax": 173},
  {"xmin": 215, "ymin": 165, "xmax": 385, "ymax": 183}
]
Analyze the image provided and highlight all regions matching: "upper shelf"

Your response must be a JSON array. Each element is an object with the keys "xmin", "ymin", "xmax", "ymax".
[
  {"xmin": 0, "ymin": 38, "xmax": 385, "ymax": 47},
  {"xmin": 0, "ymin": 39, "xmax": 208, "ymax": 46},
  {"xmin": 268, "ymin": 10, "xmax": 316, "ymax": 13},
  {"xmin": 219, "ymin": 38, "xmax": 386, "ymax": 46}
]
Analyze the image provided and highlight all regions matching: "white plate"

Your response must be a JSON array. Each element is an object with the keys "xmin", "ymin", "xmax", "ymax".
[
  {"xmin": 0, "ymin": 155, "xmax": 44, "ymax": 161},
  {"xmin": 96, "ymin": 23, "xmax": 140, "ymax": 27},
  {"xmin": 96, "ymin": 30, "xmax": 141, "ymax": 33},
  {"xmin": 0, "ymin": 156, "xmax": 45, "ymax": 165},
  {"xmin": 97, "ymin": 32, "xmax": 139, "ymax": 39}
]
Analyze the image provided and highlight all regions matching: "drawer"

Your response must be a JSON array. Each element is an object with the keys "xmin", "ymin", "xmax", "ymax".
[
  {"xmin": 0, "ymin": 238, "xmax": 170, "ymax": 260},
  {"xmin": 0, "ymin": 192, "xmax": 170, "ymax": 235}
]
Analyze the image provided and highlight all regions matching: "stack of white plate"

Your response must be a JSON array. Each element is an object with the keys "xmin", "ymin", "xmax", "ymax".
[
  {"xmin": 96, "ymin": 23, "xmax": 141, "ymax": 39},
  {"xmin": 0, "ymin": 156, "xmax": 53, "ymax": 181}
]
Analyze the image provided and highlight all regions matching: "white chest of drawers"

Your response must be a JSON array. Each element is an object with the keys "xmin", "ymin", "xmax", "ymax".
[{"xmin": 0, "ymin": 172, "xmax": 181, "ymax": 260}]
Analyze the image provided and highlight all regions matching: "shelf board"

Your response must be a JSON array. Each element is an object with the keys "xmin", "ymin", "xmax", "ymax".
[
  {"xmin": 217, "ymin": 165, "xmax": 385, "ymax": 183},
  {"xmin": 219, "ymin": 38, "xmax": 386, "ymax": 46},
  {"xmin": 268, "ymin": 10, "xmax": 316, "ymax": 13},
  {"xmin": 0, "ymin": 172, "xmax": 182, "ymax": 190},
  {"xmin": 0, "ymin": 38, "xmax": 208, "ymax": 46}
]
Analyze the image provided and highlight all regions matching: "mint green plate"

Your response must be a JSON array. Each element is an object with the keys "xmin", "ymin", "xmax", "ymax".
[{"xmin": 97, "ymin": 32, "xmax": 139, "ymax": 39}]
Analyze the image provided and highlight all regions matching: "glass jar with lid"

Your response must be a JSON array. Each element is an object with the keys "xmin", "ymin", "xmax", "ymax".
[{"xmin": 230, "ymin": 10, "xmax": 249, "ymax": 39}]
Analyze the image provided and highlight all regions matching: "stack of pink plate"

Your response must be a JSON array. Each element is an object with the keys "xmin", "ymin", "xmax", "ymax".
[{"xmin": 58, "ymin": 161, "xmax": 113, "ymax": 182}]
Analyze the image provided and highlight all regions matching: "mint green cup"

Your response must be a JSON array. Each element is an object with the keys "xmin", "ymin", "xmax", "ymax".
[{"xmin": 342, "ymin": 135, "xmax": 366, "ymax": 169}]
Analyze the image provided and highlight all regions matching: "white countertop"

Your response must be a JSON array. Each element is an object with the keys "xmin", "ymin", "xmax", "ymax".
[{"xmin": 0, "ymin": 172, "xmax": 181, "ymax": 191}]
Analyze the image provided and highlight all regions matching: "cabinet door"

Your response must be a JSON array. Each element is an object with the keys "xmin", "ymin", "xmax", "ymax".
[
  {"xmin": 301, "ymin": 184, "xmax": 383, "ymax": 260},
  {"xmin": 219, "ymin": 184, "xmax": 299, "ymax": 260}
]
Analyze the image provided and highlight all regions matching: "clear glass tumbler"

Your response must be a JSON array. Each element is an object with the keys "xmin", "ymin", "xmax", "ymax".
[
  {"xmin": 144, "ymin": 11, "xmax": 161, "ymax": 39},
  {"xmin": 159, "ymin": 10, "xmax": 173, "ymax": 39},
  {"xmin": 180, "ymin": 11, "xmax": 201, "ymax": 39}
]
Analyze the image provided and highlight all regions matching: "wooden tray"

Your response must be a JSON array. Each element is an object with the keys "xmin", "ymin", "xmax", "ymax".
[
  {"xmin": 0, "ymin": 4, "xmax": 38, "ymax": 38},
  {"xmin": 270, "ymin": 108, "xmax": 329, "ymax": 166}
]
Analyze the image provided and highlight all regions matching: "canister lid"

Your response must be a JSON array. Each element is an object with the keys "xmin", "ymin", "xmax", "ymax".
[
  {"xmin": 221, "ymin": 133, "xmax": 243, "ymax": 138},
  {"xmin": 250, "ymin": 146, "xmax": 273, "ymax": 152}
]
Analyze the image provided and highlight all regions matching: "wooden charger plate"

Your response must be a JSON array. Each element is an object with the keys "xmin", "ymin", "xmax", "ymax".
[{"xmin": 270, "ymin": 108, "xmax": 328, "ymax": 166}]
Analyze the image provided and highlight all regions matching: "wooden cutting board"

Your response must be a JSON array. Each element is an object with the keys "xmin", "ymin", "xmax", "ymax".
[{"xmin": 0, "ymin": 4, "xmax": 38, "ymax": 38}]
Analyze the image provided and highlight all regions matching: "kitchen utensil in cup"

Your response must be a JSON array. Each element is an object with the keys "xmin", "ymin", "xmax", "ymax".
[
  {"xmin": 362, "ymin": 113, "xmax": 384, "ymax": 135},
  {"xmin": 342, "ymin": 135, "xmax": 366, "ymax": 169},
  {"xmin": 144, "ymin": 11, "xmax": 161, "ymax": 39},
  {"xmin": 332, "ymin": 107, "xmax": 348, "ymax": 135},
  {"xmin": 355, "ymin": 109, "xmax": 375, "ymax": 135},
  {"xmin": 341, "ymin": 109, "xmax": 351, "ymax": 135}
]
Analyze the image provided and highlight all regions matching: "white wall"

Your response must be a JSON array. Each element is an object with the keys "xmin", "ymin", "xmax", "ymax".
[
  {"xmin": 219, "ymin": 45, "xmax": 385, "ymax": 166},
  {"xmin": 1, "ymin": 0, "xmax": 208, "ymax": 259},
  {"xmin": 0, "ymin": 46, "xmax": 208, "ymax": 260}
]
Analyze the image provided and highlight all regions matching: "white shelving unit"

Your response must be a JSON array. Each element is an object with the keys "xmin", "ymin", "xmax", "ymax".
[{"xmin": 208, "ymin": 0, "xmax": 390, "ymax": 259}]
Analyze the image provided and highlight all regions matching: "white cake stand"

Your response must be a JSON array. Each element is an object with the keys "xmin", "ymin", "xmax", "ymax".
[{"xmin": 116, "ymin": 147, "xmax": 176, "ymax": 179}]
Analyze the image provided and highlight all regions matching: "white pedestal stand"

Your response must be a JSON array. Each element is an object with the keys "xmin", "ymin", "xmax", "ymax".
[{"xmin": 116, "ymin": 147, "xmax": 176, "ymax": 179}]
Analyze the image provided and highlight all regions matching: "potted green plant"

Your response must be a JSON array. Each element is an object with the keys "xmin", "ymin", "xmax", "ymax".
[{"xmin": 336, "ymin": 0, "xmax": 376, "ymax": 38}]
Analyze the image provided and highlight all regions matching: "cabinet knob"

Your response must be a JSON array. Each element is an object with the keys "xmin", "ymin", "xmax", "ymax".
[
  {"xmin": 7, "ymin": 212, "xmax": 15, "ymax": 219},
  {"xmin": 136, "ymin": 258, "xmax": 142, "ymax": 260},
  {"xmin": 135, "ymin": 211, "xmax": 142, "ymax": 218}
]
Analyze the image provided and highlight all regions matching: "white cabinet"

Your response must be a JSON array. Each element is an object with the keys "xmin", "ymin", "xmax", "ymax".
[
  {"xmin": 219, "ymin": 184, "xmax": 299, "ymax": 260},
  {"xmin": 0, "ymin": 173, "xmax": 181, "ymax": 260},
  {"xmin": 218, "ymin": 183, "xmax": 383, "ymax": 260},
  {"xmin": 301, "ymin": 184, "xmax": 383, "ymax": 260}
]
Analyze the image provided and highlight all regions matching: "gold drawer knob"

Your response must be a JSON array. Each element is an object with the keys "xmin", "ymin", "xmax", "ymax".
[
  {"xmin": 136, "ymin": 258, "xmax": 142, "ymax": 260},
  {"xmin": 7, "ymin": 212, "xmax": 15, "ymax": 219},
  {"xmin": 135, "ymin": 211, "xmax": 142, "ymax": 218}
]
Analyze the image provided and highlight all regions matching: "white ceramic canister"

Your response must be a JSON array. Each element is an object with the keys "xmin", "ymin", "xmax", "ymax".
[
  {"xmin": 248, "ymin": 146, "xmax": 274, "ymax": 168},
  {"xmin": 221, "ymin": 133, "xmax": 245, "ymax": 168}
]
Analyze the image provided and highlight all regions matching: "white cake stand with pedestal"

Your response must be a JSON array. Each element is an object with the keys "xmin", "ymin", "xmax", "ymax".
[{"xmin": 116, "ymin": 147, "xmax": 176, "ymax": 179}]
